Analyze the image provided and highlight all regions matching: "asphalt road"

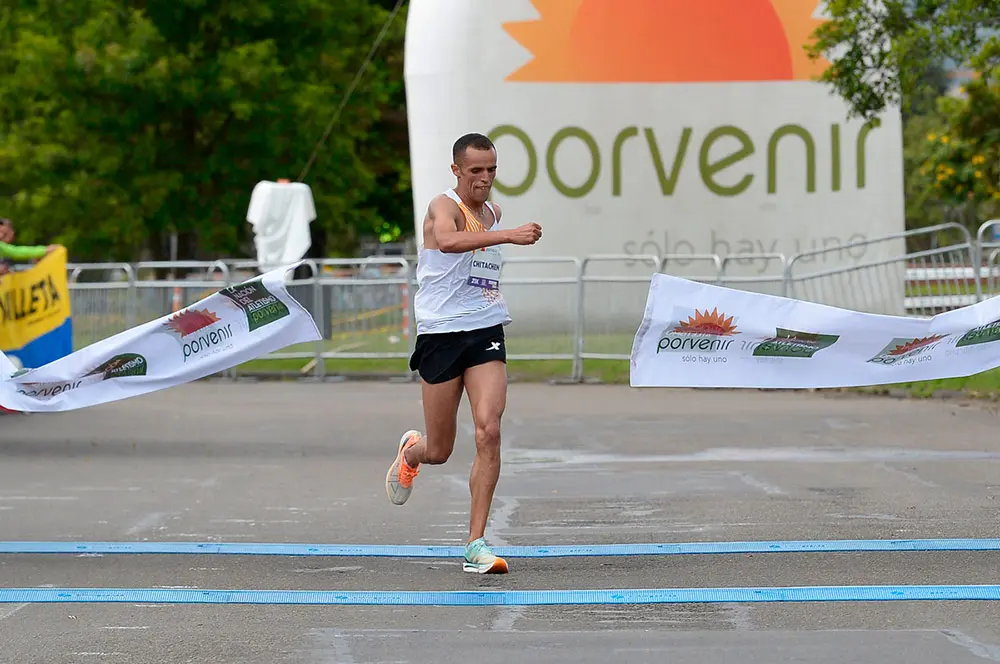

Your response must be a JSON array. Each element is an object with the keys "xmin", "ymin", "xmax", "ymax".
[{"xmin": 0, "ymin": 381, "xmax": 999, "ymax": 663}]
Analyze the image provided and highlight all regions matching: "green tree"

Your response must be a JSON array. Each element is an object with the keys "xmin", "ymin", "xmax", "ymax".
[
  {"xmin": 916, "ymin": 72, "xmax": 1000, "ymax": 209},
  {"xmin": 0, "ymin": 0, "xmax": 409, "ymax": 263},
  {"xmin": 807, "ymin": 0, "xmax": 999, "ymax": 121},
  {"xmin": 902, "ymin": 58, "xmax": 951, "ymax": 122},
  {"xmin": 807, "ymin": 1, "xmax": 1000, "ymax": 241},
  {"xmin": 360, "ymin": 0, "xmax": 412, "ymax": 246}
]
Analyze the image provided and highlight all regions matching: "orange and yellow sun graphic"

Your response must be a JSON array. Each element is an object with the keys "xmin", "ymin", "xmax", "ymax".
[
  {"xmin": 673, "ymin": 308, "xmax": 739, "ymax": 336},
  {"xmin": 503, "ymin": 0, "xmax": 830, "ymax": 83},
  {"xmin": 165, "ymin": 309, "xmax": 221, "ymax": 337},
  {"xmin": 887, "ymin": 335, "xmax": 946, "ymax": 356}
]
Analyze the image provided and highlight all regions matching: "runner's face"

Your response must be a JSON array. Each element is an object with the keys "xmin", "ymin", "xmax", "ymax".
[{"xmin": 454, "ymin": 148, "xmax": 497, "ymax": 204}]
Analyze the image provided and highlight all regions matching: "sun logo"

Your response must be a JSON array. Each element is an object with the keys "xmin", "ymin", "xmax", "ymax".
[
  {"xmin": 165, "ymin": 309, "xmax": 221, "ymax": 337},
  {"xmin": 672, "ymin": 308, "xmax": 738, "ymax": 336},
  {"xmin": 502, "ymin": 0, "xmax": 830, "ymax": 83},
  {"xmin": 886, "ymin": 335, "xmax": 946, "ymax": 356}
]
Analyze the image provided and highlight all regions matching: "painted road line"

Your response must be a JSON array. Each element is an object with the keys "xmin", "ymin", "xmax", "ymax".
[
  {"xmin": 0, "ymin": 539, "xmax": 998, "ymax": 558},
  {"xmin": 2, "ymin": 585, "xmax": 1000, "ymax": 606}
]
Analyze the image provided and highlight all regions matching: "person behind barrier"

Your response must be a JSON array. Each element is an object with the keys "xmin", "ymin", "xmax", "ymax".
[
  {"xmin": 384, "ymin": 133, "xmax": 542, "ymax": 575},
  {"xmin": 0, "ymin": 218, "xmax": 60, "ymax": 276}
]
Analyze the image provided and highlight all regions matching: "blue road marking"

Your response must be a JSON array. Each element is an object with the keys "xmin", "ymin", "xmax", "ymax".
[
  {"xmin": 2, "ymin": 585, "xmax": 1000, "ymax": 605},
  {"xmin": 0, "ymin": 538, "xmax": 998, "ymax": 557}
]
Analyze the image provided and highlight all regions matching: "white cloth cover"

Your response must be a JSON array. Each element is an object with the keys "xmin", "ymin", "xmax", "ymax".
[{"xmin": 246, "ymin": 181, "xmax": 316, "ymax": 271}]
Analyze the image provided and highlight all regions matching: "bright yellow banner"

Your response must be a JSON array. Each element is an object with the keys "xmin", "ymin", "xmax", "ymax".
[{"xmin": 0, "ymin": 247, "xmax": 72, "ymax": 351}]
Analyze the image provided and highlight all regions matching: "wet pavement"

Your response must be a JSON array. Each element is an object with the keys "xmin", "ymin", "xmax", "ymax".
[{"xmin": 0, "ymin": 381, "xmax": 999, "ymax": 663}]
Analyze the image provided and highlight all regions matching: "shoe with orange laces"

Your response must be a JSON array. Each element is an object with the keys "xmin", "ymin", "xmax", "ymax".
[{"xmin": 386, "ymin": 430, "xmax": 422, "ymax": 505}]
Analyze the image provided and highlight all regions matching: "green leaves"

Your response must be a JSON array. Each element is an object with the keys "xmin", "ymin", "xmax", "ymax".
[
  {"xmin": 0, "ymin": 0, "xmax": 411, "ymax": 262},
  {"xmin": 810, "ymin": 1, "xmax": 1000, "ymax": 230},
  {"xmin": 809, "ymin": 0, "xmax": 1000, "ymax": 121},
  {"xmin": 915, "ymin": 70, "xmax": 1000, "ymax": 207}
]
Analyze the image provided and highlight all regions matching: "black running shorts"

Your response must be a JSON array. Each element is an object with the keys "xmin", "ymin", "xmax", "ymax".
[{"xmin": 408, "ymin": 324, "xmax": 506, "ymax": 384}]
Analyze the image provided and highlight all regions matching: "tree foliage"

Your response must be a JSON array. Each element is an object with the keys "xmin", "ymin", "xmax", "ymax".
[
  {"xmin": 0, "ymin": 0, "xmax": 411, "ymax": 262},
  {"xmin": 808, "ymin": 0, "xmax": 1000, "ymax": 234},
  {"xmin": 807, "ymin": 0, "xmax": 1000, "ymax": 121},
  {"xmin": 916, "ymin": 74, "xmax": 1000, "ymax": 208}
]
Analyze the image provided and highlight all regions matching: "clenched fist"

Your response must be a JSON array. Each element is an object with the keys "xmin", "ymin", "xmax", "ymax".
[{"xmin": 507, "ymin": 222, "xmax": 542, "ymax": 246}]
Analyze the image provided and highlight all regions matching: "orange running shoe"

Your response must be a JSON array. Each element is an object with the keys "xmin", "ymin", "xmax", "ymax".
[{"xmin": 386, "ymin": 430, "xmax": 421, "ymax": 505}]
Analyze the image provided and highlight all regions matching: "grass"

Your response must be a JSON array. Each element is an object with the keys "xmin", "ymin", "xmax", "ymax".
[
  {"xmin": 906, "ymin": 283, "xmax": 978, "ymax": 297},
  {"xmin": 232, "ymin": 330, "xmax": 634, "ymax": 384},
  {"xmin": 234, "ymin": 354, "xmax": 1000, "ymax": 400},
  {"xmin": 234, "ymin": 356, "xmax": 631, "ymax": 384},
  {"xmin": 851, "ymin": 369, "xmax": 1000, "ymax": 400}
]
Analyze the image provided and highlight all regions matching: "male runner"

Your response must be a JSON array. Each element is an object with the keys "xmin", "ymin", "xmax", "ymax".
[{"xmin": 385, "ymin": 133, "xmax": 542, "ymax": 574}]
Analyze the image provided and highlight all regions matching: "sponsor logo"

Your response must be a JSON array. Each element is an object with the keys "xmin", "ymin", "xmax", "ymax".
[
  {"xmin": 489, "ymin": 120, "xmax": 882, "ymax": 200},
  {"xmin": 955, "ymin": 319, "xmax": 1000, "ymax": 348},
  {"xmin": 751, "ymin": 328, "xmax": 840, "ymax": 358},
  {"xmin": 13, "ymin": 352, "xmax": 149, "ymax": 400},
  {"xmin": 164, "ymin": 308, "xmax": 233, "ymax": 363},
  {"xmin": 487, "ymin": 3, "xmax": 879, "ymax": 202},
  {"xmin": 502, "ymin": 0, "xmax": 830, "ymax": 83},
  {"xmin": 868, "ymin": 335, "xmax": 946, "ymax": 365},
  {"xmin": 657, "ymin": 308, "xmax": 740, "ymax": 362},
  {"xmin": 218, "ymin": 279, "xmax": 290, "ymax": 332},
  {"xmin": 15, "ymin": 379, "xmax": 82, "ymax": 399},
  {"xmin": 84, "ymin": 353, "xmax": 148, "ymax": 379}
]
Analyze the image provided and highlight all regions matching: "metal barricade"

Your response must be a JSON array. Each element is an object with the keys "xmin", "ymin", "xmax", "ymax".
[
  {"xmin": 48, "ymin": 222, "xmax": 1000, "ymax": 382},
  {"xmin": 717, "ymin": 253, "xmax": 788, "ymax": 297},
  {"xmin": 500, "ymin": 256, "xmax": 582, "ymax": 378},
  {"xmin": 976, "ymin": 219, "xmax": 1000, "ymax": 296},
  {"xmin": 132, "ymin": 261, "xmax": 231, "ymax": 325},
  {"xmin": 988, "ymin": 249, "xmax": 1000, "ymax": 297},
  {"xmin": 659, "ymin": 254, "xmax": 723, "ymax": 284},
  {"xmin": 315, "ymin": 257, "xmax": 413, "ymax": 376},
  {"xmin": 66, "ymin": 263, "xmax": 136, "ymax": 350},
  {"xmin": 576, "ymin": 254, "xmax": 659, "ymax": 379},
  {"xmin": 785, "ymin": 223, "xmax": 978, "ymax": 317}
]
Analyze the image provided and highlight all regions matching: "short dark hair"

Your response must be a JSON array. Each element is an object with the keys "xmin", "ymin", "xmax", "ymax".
[{"xmin": 453, "ymin": 133, "xmax": 495, "ymax": 163}]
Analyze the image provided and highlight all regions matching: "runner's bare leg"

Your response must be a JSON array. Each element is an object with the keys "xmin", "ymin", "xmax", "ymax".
[
  {"xmin": 405, "ymin": 376, "xmax": 464, "ymax": 467},
  {"xmin": 461, "ymin": 360, "xmax": 507, "ymax": 542}
]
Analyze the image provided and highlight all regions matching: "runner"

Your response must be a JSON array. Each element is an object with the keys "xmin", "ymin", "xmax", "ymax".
[{"xmin": 385, "ymin": 133, "xmax": 542, "ymax": 574}]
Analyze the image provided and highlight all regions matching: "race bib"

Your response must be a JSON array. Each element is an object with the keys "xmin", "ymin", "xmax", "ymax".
[{"xmin": 468, "ymin": 247, "xmax": 502, "ymax": 291}]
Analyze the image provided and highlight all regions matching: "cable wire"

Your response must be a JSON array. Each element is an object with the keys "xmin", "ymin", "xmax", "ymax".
[{"xmin": 296, "ymin": 0, "xmax": 407, "ymax": 183}]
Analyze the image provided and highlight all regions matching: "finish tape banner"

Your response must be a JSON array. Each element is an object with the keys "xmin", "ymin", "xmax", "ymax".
[
  {"xmin": 630, "ymin": 273, "xmax": 1000, "ymax": 389},
  {"xmin": 0, "ymin": 262, "xmax": 321, "ymax": 412},
  {"xmin": 0, "ymin": 246, "xmax": 73, "ymax": 369}
]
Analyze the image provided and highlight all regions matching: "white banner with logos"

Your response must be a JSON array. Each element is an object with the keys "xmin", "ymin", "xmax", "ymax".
[
  {"xmin": 630, "ymin": 274, "xmax": 1000, "ymax": 389},
  {"xmin": 0, "ymin": 262, "xmax": 321, "ymax": 412}
]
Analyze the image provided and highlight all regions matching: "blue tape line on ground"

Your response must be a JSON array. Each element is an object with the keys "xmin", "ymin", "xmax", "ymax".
[
  {"xmin": 1, "ymin": 585, "xmax": 999, "ymax": 605},
  {"xmin": 0, "ymin": 538, "xmax": 998, "ymax": 557}
]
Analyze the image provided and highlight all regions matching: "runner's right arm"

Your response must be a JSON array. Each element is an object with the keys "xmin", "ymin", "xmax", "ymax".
[
  {"xmin": 429, "ymin": 197, "xmax": 541, "ymax": 253},
  {"xmin": 0, "ymin": 241, "xmax": 49, "ymax": 261}
]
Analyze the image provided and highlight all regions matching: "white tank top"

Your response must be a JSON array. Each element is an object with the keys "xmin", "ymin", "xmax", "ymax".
[{"xmin": 413, "ymin": 189, "xmax": 511, "ymax": 335}]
